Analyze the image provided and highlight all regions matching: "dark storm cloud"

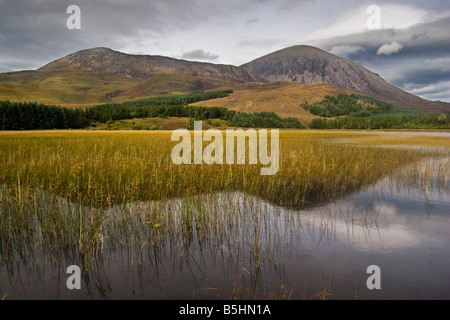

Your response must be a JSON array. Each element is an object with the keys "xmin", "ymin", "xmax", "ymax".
[
  {"xmin": 313, "ymin": 17, "xmax": 450, "ymax": 101},
  {"xmin": 0, "ymin": 0, "xmax": 449, "ymax": 101},
  {"xmin": 0, "ymin": 0, "xmax": 74, "ymax": 69},
  {"xmin": 316, "ymin": 17, "xmax": 450, "ymax": 56},
  {"xmin": 0, "ymin": 0, "xmax": 211, "ymax": 70},
  {"xmin": 1, "ymin": 0, "xmax": 292, "ymax": 70}
]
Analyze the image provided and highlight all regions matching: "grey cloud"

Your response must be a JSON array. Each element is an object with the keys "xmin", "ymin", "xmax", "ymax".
[
  {"xmin": 330, "ymin": 45, "xmax": 365, "ymax": 58},
  {"xmin": 376, "ymin": 41, "xmax": 404, "ymax": 55},
  {"xmin": 397, "ymin": 66, "xmax": 450, "ymax": 85},
  {"xmin": 0, "ymin": 0, "xmax": 212, "ymax": 71},
  {"xmin": 181, "ymin": 49, "xmax": 219, "ymax": 61},
  {"xmin": 246, "ymin": 18, "xmax": 260, "ymax": 25},
  {"xmin": 0, "ymin": 0, "xmax": 449, "ymax": 102},
  {"xmin": 315, "ymin": 17, "xmax": 450, "ymax": 55},
  {"xmin": 406, "ymin": 81, "xmax": 450, "ymax": 101},
  {"xmin": 277, "ymin": 0, "xmax": 315, "ymax": 11},
  {"xmin": 313, "ymin": 17, "xmax": 450, "ymax": 101}
]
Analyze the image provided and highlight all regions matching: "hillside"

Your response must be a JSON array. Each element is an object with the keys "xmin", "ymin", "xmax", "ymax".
[
  {"xmin": 0, "ymin": 47, "xmax": 263, "ymax": 107},
  {"xmin": 190, "ymin": 82, "xmax": 353, "ymax": 124},
  {"xmin": 2, "ymin": 91, "xmax": 447, "ymax": 131},
  {"xmin": 0, "ymin": 70, "xmax": 144, "ymax": 107},
  {"xmin": 40, "ymin": 47, "xmax": 262, "ymax": 82},
  {"xmin": 241, "ymin": 45, "xmax": 449, "ymax": 113},
  {"xmin": 0, "ymin": 45, "xmax": 448, "ymax": 115},
  {"xmin": 0, "ymin": 69, "xmax": 245, "ymax": 107}
]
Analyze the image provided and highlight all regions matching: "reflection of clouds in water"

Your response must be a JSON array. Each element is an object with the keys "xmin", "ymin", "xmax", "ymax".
[
  {"xmin": 301, "ymin": 160, "xmax": 450, "ymax": 253},
  {"xmin": 299, "ymin": 200, "xmax": 421, "ymax": 252},
  {"xmin": 12, "ymin": 169, "xmax": 446, "ymax": 258},
  {"xmin": 334, "ymin": 219, "xmax": 420, "ymax": 252},
  {"xmin": 97, "ymin": 191, "xmax": 421, "ymax": 256},
  {"xmin": 373, "ymin": 202, "xmax": 397, "ymax": 217},
  {"xmin": 1, "ymin": 153, "xmax": 449, "ymax": 299},
  {"xmin": 30, "ymin": 179, "xmax": 444, "ymax": 256}
]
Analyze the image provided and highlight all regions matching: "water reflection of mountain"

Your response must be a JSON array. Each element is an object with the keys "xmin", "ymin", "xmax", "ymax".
[{"xmin": 1, "ymin": 158, "xmax": 449, "ymax": 299}]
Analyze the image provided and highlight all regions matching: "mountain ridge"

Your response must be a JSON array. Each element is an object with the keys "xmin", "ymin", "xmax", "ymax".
[
  {"xmin": 39, "ymin": 47, "xmax": 263, "ymax": 83},
  {"xmin": 241, "ymin": 45, "xmax": 448, "ymax": 113},
  {"xmin": 0, "ymin": 45, "xmax": 448, "ymax": 113}
]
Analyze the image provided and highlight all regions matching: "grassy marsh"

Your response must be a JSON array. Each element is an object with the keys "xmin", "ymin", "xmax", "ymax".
[
  {"xmin": 0, "ymin": 130, "xmax": 448, "ymax": 299},
  {"xmin": 1, "ymin": 130, "xmax": 441, "ymax": 208}
]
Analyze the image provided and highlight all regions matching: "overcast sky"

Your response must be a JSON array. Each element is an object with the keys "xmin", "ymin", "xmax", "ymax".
[{"xmin": 1, "ymin": 0, "xmax": 449, "ymax": 101}]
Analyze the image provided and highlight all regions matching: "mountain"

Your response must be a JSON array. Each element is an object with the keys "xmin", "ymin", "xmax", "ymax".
[
  {"xmin": 190, "ymin": 82, "xmax": 352, "ymax": 123},
  {"xmin": 0, "ymin": 46, "xmax": 448, "ymax": 114},
  {"xmin": 241, "ymin": 45, "xmax": 449, "ymax": 113},
  {"xmin": 0, "ymin": 47, "xmax": 263, "ymax": 106},
  {"xmin": 39, "ymin": 47, "xmax": 262, "ymax": 83}
]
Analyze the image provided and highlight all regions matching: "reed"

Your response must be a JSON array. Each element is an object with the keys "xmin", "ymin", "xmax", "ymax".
[{"xmin": 0, "ymin": 130, "xmax": 448, "ymax": 298}]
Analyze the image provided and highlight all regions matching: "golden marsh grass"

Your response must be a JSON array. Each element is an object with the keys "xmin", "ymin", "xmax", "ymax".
[
  {"xmin": 0, "ymin": 130, "xmax": 448, "ymax": 298},
  {"xmin": 2, "ymin": 130, "xmax": 444, "ymax": 208}
]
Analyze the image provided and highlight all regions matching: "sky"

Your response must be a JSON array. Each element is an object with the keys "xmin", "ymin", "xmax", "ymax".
[{"xmin": 0, "ymin": 0, "xmax": 449, "ymax": 102}]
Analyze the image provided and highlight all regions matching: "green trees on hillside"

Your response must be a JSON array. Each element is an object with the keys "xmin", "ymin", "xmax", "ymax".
[
  {"xmin": 309, "ymin": 113, "xmax": 450, "ymax": 129},
  {"xmin": 302, "ymin": 93, "xmax": 402, "ymax": 117},
  {"xmin": 0, "ymin": 90, "xmax": 304, "ymax": 130},
  {"xmin": 2, "ymin": 91, "xmax": 448, "ymax": 130},
  {"xmin": 121, "ymin": 90, "xmax": 234, "ymax": 108},
  {"xmin": 230, "ymin": 111, "xmax": 304, "ymax": 128},
  {"xmin": 0, "ymin": 91, "xmax": 234, "ymax": 130},
  {"xmin": 0, "ymin": 101, "xmax": 88, "ymax": 130},
  {"xmin": 303, "ymin": 94, "xmax": 450, "ymax": 129}
]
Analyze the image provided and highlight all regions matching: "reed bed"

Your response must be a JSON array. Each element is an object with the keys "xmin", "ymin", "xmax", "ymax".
[
  {"xmin": 1, "ymin": 130, "xmax": 442, "ymax": 208},
  {"xmin": 0, "ymin": 130, "xmax": 448, "ymax": 298}
]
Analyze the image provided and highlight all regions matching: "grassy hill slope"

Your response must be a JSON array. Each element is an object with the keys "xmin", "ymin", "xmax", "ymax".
[
  {"xmin": 0, "ymin": 70, "xmax": 239, "ymax": 108},
  {"xmin": 0, "ymin": 70, "xmax": 353, "ymax": 124},
  {"xmin": 190, "ymin": 82, "xmax": 353, "ymax": 124}
]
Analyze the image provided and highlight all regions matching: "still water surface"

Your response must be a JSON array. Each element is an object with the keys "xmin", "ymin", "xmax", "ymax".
[{"xmin": 1, "ymin": 158, "xmax": 449, "ymax": 300}]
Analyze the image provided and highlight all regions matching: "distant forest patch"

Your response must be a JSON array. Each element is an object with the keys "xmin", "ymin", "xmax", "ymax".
[
  {"xmin": 1, "ymin": 91, "xmax": 448, "ymax": 130},
  {"xmin": 0, "ymin": 90, "xmax": 304, "ymax": 130},
  {"xmin": 302, "ymin": 94, "xmax": 449, "ymax": 129}
]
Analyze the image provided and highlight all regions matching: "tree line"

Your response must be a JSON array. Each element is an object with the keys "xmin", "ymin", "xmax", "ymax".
[
  {"xmin": 302, "ymin": 93, "xmax": 408, "ymax": 117},
  {"xmin": 302, "ymin": 93, "xmax": 450, "ymax": 129},
  {"xmin": 0, "ymin": 90, "xmax": 303, "ymax": 130},
  {"xmin": 309, "ymin": 113, "xmax": 450, "ymax": 129},
  {"xmin": 0, "ymin": 101, "xmax": 89, "ymax": 130},
  {"xmin": 2, "ymin": 91, "xmax": 447, "ymax": 131}
]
